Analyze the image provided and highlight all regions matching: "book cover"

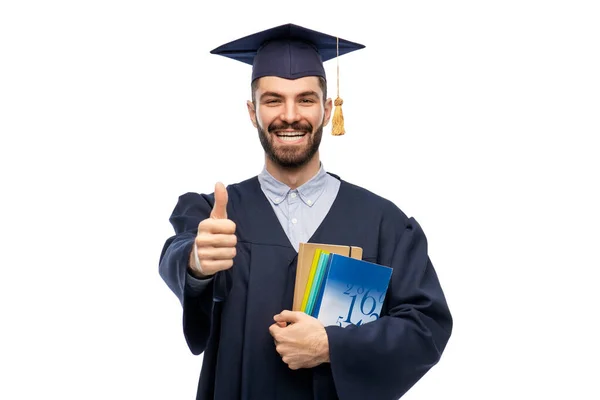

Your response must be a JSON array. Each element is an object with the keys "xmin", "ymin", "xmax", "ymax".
[
  {"xmin": 293, "ymin": 242, "xmax": 363, "ymax": 311},
  {"xmin": 313, "ymin": 254, "xmax": 393, "ymax": 328}
]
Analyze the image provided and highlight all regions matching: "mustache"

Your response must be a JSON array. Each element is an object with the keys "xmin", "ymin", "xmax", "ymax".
[{"xmin": 268, "ymin": 121, "xmax": 313, "ymax": 133}]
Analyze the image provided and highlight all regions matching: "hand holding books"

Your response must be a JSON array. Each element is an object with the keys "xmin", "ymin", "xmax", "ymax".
[
  {"xmin": 269, "ymin": 310, "xmax": 330, "ymax": 369},
  {"xmin": 270, "ymin": 242, "xmax": 393, "ymax": 370}
]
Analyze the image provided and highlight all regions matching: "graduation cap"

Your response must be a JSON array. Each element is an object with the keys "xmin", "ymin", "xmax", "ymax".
[{"xmin": 210, "ymin": 23, "xmax": 365, "ymax": 136}]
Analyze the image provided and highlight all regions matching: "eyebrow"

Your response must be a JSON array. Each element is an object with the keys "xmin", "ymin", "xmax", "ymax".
[
  {"xmin": 260, "ymin": 91, "xmax": 320, "ymax": 101},
  {"xmin": 260, "ymin": 91, "xmax": 284, "ymax": 100},
  {"xmin": 297, "ymin": 91, "xmax": 320, "ymax": 98}
]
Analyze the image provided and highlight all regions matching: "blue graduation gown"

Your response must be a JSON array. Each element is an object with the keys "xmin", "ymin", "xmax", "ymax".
[{"xmin": 159, "ymin": 173, "xmax": 452, "ymax": 399}]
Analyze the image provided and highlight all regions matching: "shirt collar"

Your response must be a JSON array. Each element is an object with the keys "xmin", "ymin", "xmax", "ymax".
[
  {"xmin": 258, "ymin": 167, "xmax": 290, "ymax": 205},
  {"xmin": 258, "ymin": 163, "xmax": 329, "ymax": 207}
]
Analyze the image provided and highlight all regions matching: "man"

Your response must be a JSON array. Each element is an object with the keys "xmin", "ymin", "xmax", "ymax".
[{"xmin": 159, "ymin": 23, "xmax": 452, "ymax": 400}]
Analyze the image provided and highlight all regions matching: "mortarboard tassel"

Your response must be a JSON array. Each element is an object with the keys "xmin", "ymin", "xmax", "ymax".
[{"xmin": 332, "ymin": 37, "xmax": 345, "ymax": 136}]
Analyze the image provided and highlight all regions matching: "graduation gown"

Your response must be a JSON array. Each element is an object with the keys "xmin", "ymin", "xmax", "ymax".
[{"xmin": 159, "ymin": 173, "xmax": 453, "ymax": 400}]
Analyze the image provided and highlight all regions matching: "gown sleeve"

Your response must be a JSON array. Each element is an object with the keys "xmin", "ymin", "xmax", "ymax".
[
  {"xmin": 158, "ymin": 192, "xmax": 221, "ymax": 355},
  {"xmin": 325, "ymin": 214, "xmax": 453, "ymax": 400}
]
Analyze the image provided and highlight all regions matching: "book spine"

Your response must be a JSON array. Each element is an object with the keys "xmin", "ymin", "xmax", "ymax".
[
  {"xmin": 301, "ymin": 249, "xmax": 322, "ymax": 313},
  {"xmin": 311, "ymin": 252, "xmax": 333, "ymax": 318},
  {"xmin": 306, "ymin": 251, "xmax": 329, "ymax": 316}
]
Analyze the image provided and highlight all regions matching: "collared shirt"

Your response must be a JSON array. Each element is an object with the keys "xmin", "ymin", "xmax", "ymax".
[{"xmin": 258, "ymin": 163, "xmax": 340, "ymax": 252}]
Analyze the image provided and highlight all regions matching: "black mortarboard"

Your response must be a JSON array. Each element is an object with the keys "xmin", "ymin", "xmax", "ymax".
[{"xmin": 210, "ymin": 23, "xmax": 366, "ymax": 135}]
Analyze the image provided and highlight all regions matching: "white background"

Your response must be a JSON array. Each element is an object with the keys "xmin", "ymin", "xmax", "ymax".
[{"xmin": 1, "ymin": 1, "xmax": 599, "ymax": 399}]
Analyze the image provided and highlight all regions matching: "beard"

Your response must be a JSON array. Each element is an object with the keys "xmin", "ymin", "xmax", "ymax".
[{"xmin": 257, "ymin": 119, "xmax": 323, "ymax": 169}]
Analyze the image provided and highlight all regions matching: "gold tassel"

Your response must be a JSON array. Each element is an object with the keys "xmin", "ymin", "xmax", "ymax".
[
  {"xmin": 331, "ymin": 36, "xmax": 345, "ymax": 136},
  {"xmin": 332, "ymin": 96, "xmax": 345, "ymax": 135}
]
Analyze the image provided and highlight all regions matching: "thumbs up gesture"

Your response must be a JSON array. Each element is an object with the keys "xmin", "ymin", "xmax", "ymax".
[{"xmin": 189, "ymin": 182, "xmax": 237, "ymax": 277}]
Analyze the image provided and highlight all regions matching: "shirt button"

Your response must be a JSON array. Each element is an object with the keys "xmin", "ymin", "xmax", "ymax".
[
  {"xmin": 292, "ymin": 218, "xmax": 298, "ymax": 224},
  {"xmin": 275, "ymin": 198, "xmax": 281, "ymax": 202},
  {"xmin": 291, "ymin": 193, "xmax": 297, "ymax": 198},
  {"xmin": 307, "ymin": 200, "xmax": 313, "ymax": 205}
]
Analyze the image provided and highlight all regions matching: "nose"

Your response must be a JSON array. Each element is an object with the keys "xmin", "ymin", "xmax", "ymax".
[{"xmin": 280, "ymin": 101, "xmax": 301, "ymax": 124}]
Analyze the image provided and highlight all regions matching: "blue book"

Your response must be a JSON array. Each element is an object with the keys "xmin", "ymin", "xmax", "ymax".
[{"xmin": 313, "ymin": 253, "xmax": 393, "ymax": 327}]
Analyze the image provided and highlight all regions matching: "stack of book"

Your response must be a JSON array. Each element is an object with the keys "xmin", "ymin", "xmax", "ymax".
[{"xmin": 293, "ymin": 243, "xmax": 393, "ymax": 327}]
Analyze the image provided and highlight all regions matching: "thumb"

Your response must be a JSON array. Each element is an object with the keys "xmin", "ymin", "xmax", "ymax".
[
  {"xmin": 274, "ymin": 310, "xmax": 303, "ymax": 324},
  {"xmin": 210, "ymin": 182, "xmax": 228, "ymax": 219}
]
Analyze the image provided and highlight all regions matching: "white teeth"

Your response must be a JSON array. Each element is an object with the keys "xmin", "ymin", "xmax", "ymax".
[
  {"xmin": 280, "ymin": 135, "xmax": 304, "ymax": 141},
  {"xmin": 275, "ymin": 131, "xmax": 306, "ymax": 141},
  {"xmin": 276, "ymin": 131, "xmax": 305, "ymax": 137}
]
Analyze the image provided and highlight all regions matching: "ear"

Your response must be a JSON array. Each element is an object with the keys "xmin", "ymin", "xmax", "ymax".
[
  {"xmin": 323, "ymin": 97, "xmax": 333, "ymax": 127},
  {"xmin": 247, "ymin": 100, "xmax": 258, "ymax": 128}
]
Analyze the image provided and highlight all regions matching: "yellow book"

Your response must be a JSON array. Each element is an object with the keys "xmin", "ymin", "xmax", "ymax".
[{"xmin": 305, "ymin": 250, "xmax": 330, "ymax": 316}]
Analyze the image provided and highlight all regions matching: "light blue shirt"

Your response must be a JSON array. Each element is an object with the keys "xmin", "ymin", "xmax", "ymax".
[{"xmin": 257, "ymin": 163, "xmax": 340, "ymax": 252}]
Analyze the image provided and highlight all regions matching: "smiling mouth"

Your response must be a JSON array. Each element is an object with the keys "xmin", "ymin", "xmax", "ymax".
[{"xmin": 273, "ymin": 131, "xmax": 307, "ymax": 141}]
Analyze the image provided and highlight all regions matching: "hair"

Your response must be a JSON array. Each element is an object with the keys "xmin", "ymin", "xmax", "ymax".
[{"xmin": 251, "ymin": 76, "xmax": 327, "ymax": 104}]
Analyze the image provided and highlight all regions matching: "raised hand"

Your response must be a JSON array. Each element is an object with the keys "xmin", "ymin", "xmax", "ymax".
[{"xmin": 189, "ymin": 182, "xmax": 237, "ymax": 277}]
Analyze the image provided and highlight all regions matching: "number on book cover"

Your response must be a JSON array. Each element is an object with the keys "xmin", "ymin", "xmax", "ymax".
[{"xmin": 338, "ymin": 284, "xmax": 384, "ymax": 326}]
